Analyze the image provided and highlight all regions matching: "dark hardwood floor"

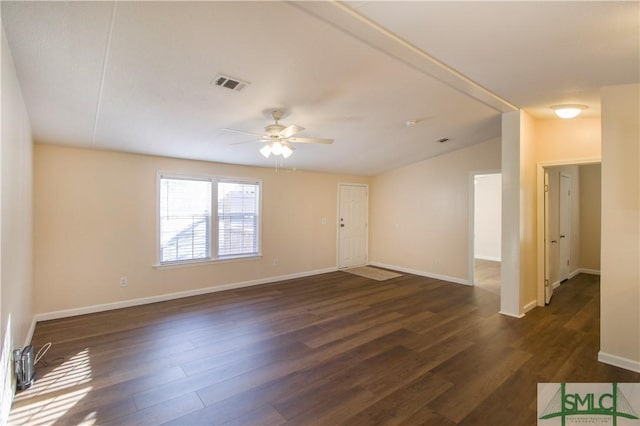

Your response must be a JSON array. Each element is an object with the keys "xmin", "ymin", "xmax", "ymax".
[
  {"xmin": 473, "ymin": 259, "xmax": 501, "ymax": 295},
  {"xmin": 10, "ymin": 271, "xmax": 640, "ymax": 425}
]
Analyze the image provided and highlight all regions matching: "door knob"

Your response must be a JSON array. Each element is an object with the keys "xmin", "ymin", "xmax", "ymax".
[
  {"xmin": 560, "ymin": 235, "xmax": 566, "ymax": 238},
  {"xmin": 340, "ymin": 224, "xmax": 345, "ymax": 227}
]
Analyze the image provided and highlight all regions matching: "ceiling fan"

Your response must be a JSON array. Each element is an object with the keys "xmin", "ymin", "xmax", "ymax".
[{"xmin": 225, "ymin": 110, "xmax": 334, "ymax": 159}]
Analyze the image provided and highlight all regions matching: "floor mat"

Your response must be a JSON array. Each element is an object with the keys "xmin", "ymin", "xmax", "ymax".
[{"xmin": 343, "ymin": 266, "xmax": 403, "ymax": 281}]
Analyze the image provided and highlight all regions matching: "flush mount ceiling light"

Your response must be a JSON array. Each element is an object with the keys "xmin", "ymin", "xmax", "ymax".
[{"xmin": 551, "ymin": 104, "xmax": 588, "ymax": 119}]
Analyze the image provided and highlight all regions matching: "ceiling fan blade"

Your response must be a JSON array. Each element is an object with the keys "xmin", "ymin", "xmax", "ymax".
[
  {"xmin": 228, "ymin": 139, "xmax": 260, "ymax": 146},
  {"xmin": 229, "ymin": 136, "xmax": 272, "ymax": 146},
  {"xmin": 222, "ymin": 128, "xmax": 263, "ymax": 137},
  {"xmin": 287, "ymin": 136, "xmax": 334, "ymax": 144},
  {"xmin": 279, "ymin": 124, "xmax": 305, "ymax": 139}
]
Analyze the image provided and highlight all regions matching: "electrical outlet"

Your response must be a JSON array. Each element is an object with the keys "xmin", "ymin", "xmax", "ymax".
[{"xmin": 119, "ymin": 277, "xmax": 128, "ymax": 287}]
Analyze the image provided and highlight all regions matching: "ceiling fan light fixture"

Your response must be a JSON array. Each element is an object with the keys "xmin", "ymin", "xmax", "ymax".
[
  {"xmin": 551, "ymin": 104, "xmax": 587, "ymax": 119},
  {"xmin": 233, "ymin": 109, "xmax": 333, "ymax": 161},
  {"xmin": 281, "ymin": 145, "xmax": 293, "ymax": 159},
  {"xmin": 271, "ymin": 141, "xmax": 284, "ymax": 156},
  {"xmin": 259, "ymin": 144, "xmax": 272, "ymax": 158},
  {"xmin": 260, "ymin": 141, "xmax": 293, "ymax": 159}
]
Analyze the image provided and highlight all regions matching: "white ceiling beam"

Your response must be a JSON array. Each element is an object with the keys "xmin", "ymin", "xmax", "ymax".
[{"xmin": 291, "ymin": 1, "xmax": 518, "ymax": 114}]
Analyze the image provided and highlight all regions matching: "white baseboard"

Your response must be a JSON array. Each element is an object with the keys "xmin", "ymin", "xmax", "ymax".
[
  {"xmin": 568, "ymin": 268, "xmax": 601, "ymax": 279},
  {"xmin": 553, "ymin": 269, "xmax": 599, "ymax": 291},
  {"xmin": 499, "ymin": 310, "xmax": 524, "ymax": 319},
  {"xmin": 499, "ymin": 300, "xmax": 536, "ymax": 319},
  {"xmin": 24, "ymin": 318, "xmax": 37, "ymax": 347},
  {"xmin": 35, "ymin": 267, "xmax": 338, "ymax": 322},
  {"xmin": 523, "ymin": 300, "xmax": 537, "ymax": 314},
  {"xmin": 474, "ymin": 255, "xmax": 501, "ymax": 262},
  {"xmin": 367, "ymin": 261, "xmax": 469, "ymax": 286},
  {"xmin": 598, "ymin": 351, "xmax": 640, "ymax": 373},
  {"xmin": 577, "ymin": 268, "xmax": 600, "ymax": 276}
]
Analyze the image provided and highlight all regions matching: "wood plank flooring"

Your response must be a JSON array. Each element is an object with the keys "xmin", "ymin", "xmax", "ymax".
[
  {"xmin": 10, "ymin": 271, "xmax": 640, "ymax": 425},
  {"xmin": 474, "ymin": 259, "xmax": 501, "ymax": 295}
]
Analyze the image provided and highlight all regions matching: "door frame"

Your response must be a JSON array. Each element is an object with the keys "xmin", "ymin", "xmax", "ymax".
[
  {"xmin": 543, "ymin": 170, "xmax": 552, "ymax": 303},
  {"xmin": 536, "ymin": 158, "xmax": 600, "ymax": 307},
  {"xmin": 337, "ymin": 183, "xmax": 369, "ymax": 269},
  {"xmin": 559, "ymin": 173, "xmax": 571, "ymax": 282},
  {"xmin": 468, "ymin": 169, "xmax": 501, "ymax": 286}
]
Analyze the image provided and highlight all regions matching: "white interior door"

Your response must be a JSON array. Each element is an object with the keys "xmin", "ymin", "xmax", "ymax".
[
  {"xmin": 338, "ymin": 184, "xmax": 368, "ymax": 268},
  {"xmin": 544, "ymin": 170, "xmax": 553, "ymax": 304},
  {"xmin": 559, "ymin": 174, "xmax": 571, "ymax": 281}
]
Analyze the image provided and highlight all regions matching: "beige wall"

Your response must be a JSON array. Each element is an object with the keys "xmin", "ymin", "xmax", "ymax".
[
  {"xmin": 1, "ymin": 27, "xmax": 34, "ymax": 353},
  {"xmin": 535, "ymin": 118, "xmax": 601, "ymax": 163},
  {"xmin": 33, "ymin": 144, "xmax": 367, "ymax": 314},
  {"xmin": 369, "ymin": 137, "xmax": 501, "ymax": 283},
  {"xmin": 474, "ymin": 173, "xmax": 501, "ymax": 261},
  {"xmin": 519, "ymin": 111, "xmax": 537, "ymax": 308},
  {"xmin": 501, "ymin": 111, "xmax": 521, "ymax": 316},
  {"xmin": 599, "ymin": 84, "xmax": 639, "ymax": 369},
  {"xmin": 579, "ymin": 164, "xmax": 601, "ymax": 271},
  {"xmin": 1, "ymin": 25, "xmax": 34, "ymax": 419}
]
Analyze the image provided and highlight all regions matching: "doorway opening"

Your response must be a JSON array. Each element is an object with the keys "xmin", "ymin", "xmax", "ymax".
[
  {"xmin": 537, "ymin": 161, "xmax": 601, "ymax": 305},
  {"xmin": 470, "ymin": 172, "xmax": 502, "ymax": 295}
]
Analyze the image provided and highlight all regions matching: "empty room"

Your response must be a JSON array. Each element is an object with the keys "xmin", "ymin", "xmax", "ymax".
[{"xmin": 1, "ymin": 1, "xmax": 639, "ymax": 425}]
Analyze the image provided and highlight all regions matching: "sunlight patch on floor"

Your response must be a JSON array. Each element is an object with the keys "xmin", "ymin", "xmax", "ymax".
[{"xmin": 8, "ymin": 348, "xmax": 93, "ymax": 425}]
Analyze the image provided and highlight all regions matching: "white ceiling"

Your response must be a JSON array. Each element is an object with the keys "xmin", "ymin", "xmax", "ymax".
[{"xmin": 2, "ymin": 1, "xmax": 638, "ymax": 176}]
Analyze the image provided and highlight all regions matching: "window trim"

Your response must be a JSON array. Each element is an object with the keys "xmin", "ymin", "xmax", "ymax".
[{"xmin": 155, "ymin": 172, "xmax": 262, "ymax": 268}]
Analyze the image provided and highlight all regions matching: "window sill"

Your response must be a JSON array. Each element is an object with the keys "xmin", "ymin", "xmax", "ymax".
[{"xmin": 153, "ymin": 254, "xmax": 263, "ymax": 270}]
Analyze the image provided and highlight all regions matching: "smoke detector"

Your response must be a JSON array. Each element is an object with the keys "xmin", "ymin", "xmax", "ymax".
[{"xmin": 211, "ymin": 74, "xmax": 250, "ymax": 92}]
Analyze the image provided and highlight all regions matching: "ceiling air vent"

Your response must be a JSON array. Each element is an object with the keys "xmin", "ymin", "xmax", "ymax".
[{"xmin": 211, "ymin": 74, "xmax": 250, "ymax": 92}]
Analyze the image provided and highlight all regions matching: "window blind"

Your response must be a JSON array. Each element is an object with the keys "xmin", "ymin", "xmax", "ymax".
[
  {"xmin": 159, "ymin": 177, "xmax": 212, "ymax": 263},
  {"xmin": 217, "ymin": 180, "xmax": 260, "ymax": 257}
]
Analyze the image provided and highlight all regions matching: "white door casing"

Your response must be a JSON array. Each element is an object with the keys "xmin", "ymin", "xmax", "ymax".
[
  {"xmin": 544, "ymin": 170, "xmax": 553, "ymax": 304},
  {"xmin": 559, "ymin": 174, "xmax": 571, "ymax": 281},
  {"xmin": 338, "ymin": 184, "xmax": 368, "ymax": 268}
]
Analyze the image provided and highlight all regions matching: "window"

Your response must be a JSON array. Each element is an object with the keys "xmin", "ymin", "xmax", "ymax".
[
  {"xmin": 159, "ymin": 177, "xmax": 212, "ymax": 263},
  {"xmin": 158, "ymin": 174, "xmax": 260, "ymax": 265},
  {"xmin": 218, "ymin": 180, "xmax": 260, "ymax": 258}
]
